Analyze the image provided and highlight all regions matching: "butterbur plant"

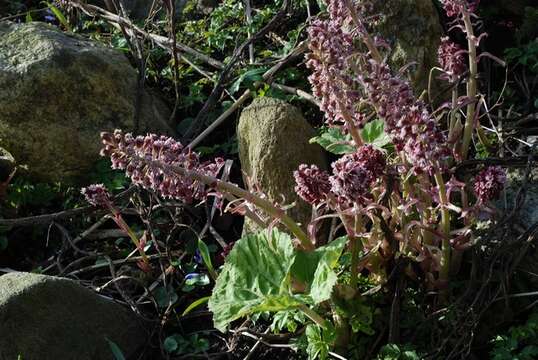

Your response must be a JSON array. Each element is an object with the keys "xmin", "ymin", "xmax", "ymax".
[
  {"xmin": 81, "ymin": 184, "xmax": 150, "ymax": 269},
  {"xmin": 90, "ymin": 0, "xmax": 509, "ymax": 357}
]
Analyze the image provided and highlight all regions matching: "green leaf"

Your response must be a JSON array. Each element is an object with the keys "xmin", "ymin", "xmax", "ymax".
[
  {"xmin": 230, "ymin": 68, "xmax": 266, "ymax": 94},
  {"xmin": 361, "ymin": 119, "xmax": 392, "ymax": 149},
  {"xmin": 154, "ymin": 285, "xmax": 178, "ymax": 308},
  {"xmin": 305, "ymin": 324, "xmax": 336, "ymax": 360},
  {"xmin": 182, "ymin": 296, "xmax": 210, "ymax": 316},
  {"xmin": 25, "ymin": 12, "xmax": 33, "ymax": 23},
  {"xmin": 309, "ymin": 128, "xmax": 355, "ymax": 155},
  {"xmin": 105, "ymin": 338, "xmax": 126, "ymax": 360},
  {"xmin": 209, "ymin": 229, "xmax": 303, "ymax": 332},
  {"xmin": 44, "ymin": 2, "xmax": 71, "ymax": 31},
  {"xmin": 163, "ymin": 336, "xmax": 178, "ymax": 353},
  {"xmin": 291, "ymin": 237, "xmax": 347, "ymax": 304},
  {"xmin": 198, "ymin": 239, "xmax": 217, "ymax": 280}
]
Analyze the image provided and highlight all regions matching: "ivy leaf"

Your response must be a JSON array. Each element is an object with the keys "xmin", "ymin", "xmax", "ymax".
[
  {"xmin": 291, "ymin": 237, "xmax": 347, "ymax": 304},
  {"xmin": 208, "ymin": 229, "xmax": 303, "ymax": 332},
  {"xmin": 361, "ymin": 119, "xmax": 392, "ymax": 149},
  {"xmin": 309, "ymin": 128, "xmax": 354, "ymax": 155}
]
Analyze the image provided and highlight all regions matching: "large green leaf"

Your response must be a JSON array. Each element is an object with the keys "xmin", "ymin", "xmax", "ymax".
[
  {"xmin": 209, "ymin": 229, "xmax": 302, "ymax": 331},
  {"xmin": 291, "ymin": 237, "xmax": 347, "ymax": 304}
]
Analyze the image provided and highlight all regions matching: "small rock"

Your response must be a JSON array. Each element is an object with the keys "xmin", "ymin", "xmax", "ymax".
[
  {"xmin": 237, "ymin": 97, "xmax": 328, "ymax": 235},
  {"xmin": 0, "ymin": 147, "xmax": 15, "ymax": 182},
  {"xmin": 0, "ymin": 21, "xmax": 174, "ymax": 182},
  {"xmin": 0, "ymin": 272, "xmax": 146, "ymax": 360}
]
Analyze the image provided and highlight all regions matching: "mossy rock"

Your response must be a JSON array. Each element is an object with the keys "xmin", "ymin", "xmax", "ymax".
[
  {"xmin": 0, "ymin": 272, "xmax": 146, "ymax": 360},
  {"xmin": 0, "ymin": 21, "xmax": 173, "ymax": 183},
  {"xmin": 237, "ymin": 97, "xmax": 328, "ymax": 235},
  {"xmin": 374, "ymin": 0, "xmax": 443, "ymax": 94}
]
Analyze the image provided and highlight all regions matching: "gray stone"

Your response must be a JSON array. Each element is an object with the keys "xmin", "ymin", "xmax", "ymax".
[
  {"xmin": 0, "ymin": 147, "xmax": 15, "ymax": 182},
  {"xmin": 237, "ymin": 97, "xmax": 328, "ymax": 234},
  {"xmin": 0, "ymin": 21, "xmax": 174, "ymax": 182},
  {"xmin": 374, "ymin": 0, "xmax": 443, "ymax": 94},
  {"xmin": 0, "ymin": 272, "xmax": 146, "ymax": 360}
]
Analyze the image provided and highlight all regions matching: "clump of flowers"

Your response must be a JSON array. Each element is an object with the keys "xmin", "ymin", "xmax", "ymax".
[
  {"xmin": 438, "ymin": 37, "xmax": 466, "ymax": 82},
  {"xmin": 86, "ymin": 0, "xmax": 511, "ymax": 356},
  {"xmin": 81, "ymin": 183, "xmax": 150, "ymax": 267},
  {"xmin": 473, "ymin": 166, "xmax": 507, "ymax": 203},
  {"xmin": 294, "ymin": 164, "xmax": 331, "ymax": 205},
  {"xmin": 101, "ymin": 130, "xmax": 224, "ymax": 204}
]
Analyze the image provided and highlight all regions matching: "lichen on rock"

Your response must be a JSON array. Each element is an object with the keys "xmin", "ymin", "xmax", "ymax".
[
  {"xmin": 0, "ymin": 21, "xmax": 174, "ymax": 182},
  {"xmin": 237, "ymin": 97, "xmax": 328, "ymax": 235}
]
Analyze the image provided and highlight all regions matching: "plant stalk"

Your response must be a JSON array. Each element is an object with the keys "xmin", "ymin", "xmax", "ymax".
[
  {"xmin": 434, "ymin": 171, "xmax": 451, "ymax": 289},
  {"xmin": 460, "ymin": 9, "xmax": 478, "ymax": 160},
  {"xmin": 144, "ymin": 157, "xmax": 314, "ymax": 251}
]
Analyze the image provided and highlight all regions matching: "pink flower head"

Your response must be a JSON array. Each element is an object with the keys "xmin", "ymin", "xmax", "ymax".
[
  {"xmin": 441, "ymin": 0, "xmax": 479, "ymax": 17},
  {"xmin": 81, "ymin": 184, "xmax": 111, "ymax": 208},
  {"xmin": 329, "ymin": 145, "xmax": 386, "ymax": 206},
  {"xmin": 294, "ymin": 164, "xmax": 331, "ymax": 205},
  {"xmin": 100, "ymin": 130, "xmax": 224, "ymax": 203},
  {"xmin": 359, "ymin": 61, "xmax": 449, "ymax": 174},
  {"xmin": 438, "ymin": 37, "xmax": 466, "ymax": 80},
  {"xmin": 473, "ymin": 166, "xmax": 506, "ymax": 202}
]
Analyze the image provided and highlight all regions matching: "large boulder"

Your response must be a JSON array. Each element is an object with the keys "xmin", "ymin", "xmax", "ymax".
[
  {"xmin": 0, "ymin": 21, "xmax": 173, "ymax": 182},
  {"xmin": 374, "ymin": 0, "xmax": 443, "ymax": 94},
  {"xmin": 0, "ymin": 272, "xmax": 146, "ymax": 360},
  {"xmin": 237, "ymin": 97, "xmax": 328, "ymax": 234}
]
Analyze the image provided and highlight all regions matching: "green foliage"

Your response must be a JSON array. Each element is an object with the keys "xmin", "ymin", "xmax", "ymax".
[
  {"xmin": 209, "ymin": 229, "xmax": 346, "ymax": 332},
  {"xmin": 197, "ymin": 238, "xmax": 217, "ymax": 280},
  {"xmin": 360, "ymin": 120, "xmax": 393, "ymax": 150},
  {"xmin": 44, "ymin": 2, "xmax": 71, "ymax": 31},
  {"xmin": 310, "ymin": 120, "xmax": 392, "ymax": 155},
  {"xmin": 154, "ymin": 285, "xmax": 179, "ymax": 308},
  {"xmin": 208, "ymin": 229, "xmax": 301, "ymax": 331},
  {"xmin": 505, "ymin": 40, "xmax": 538, "ymax": 74},
  {"xmin": 304, "ymin": 323, "xmax": 337, "ymax": 360},
  {"xmin": 376, "ymin": 344, "xmax": 422, "ymax": 360},
  {"xmin": 105, "ymin": 338, "xmax": 126, "ymax": 360},
  {"xmin": 490, "ymin": 310, "xmax": 538, "ymax": 360},
  {"xmin": 291, "ymin": 236, "xmax": 347, "ymax": 304},
  {"xmin": 310, "ymin": 128, "xmax": 355, "ymax": 155},
  {"xmin": 163, "ymin": 333, "xmax": 210, "ymax": 355}
]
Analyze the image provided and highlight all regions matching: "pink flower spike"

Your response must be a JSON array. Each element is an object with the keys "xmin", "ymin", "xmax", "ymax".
[{"xmin": 473, "ymin": 166, "xmax": 506, "ymax": 203}]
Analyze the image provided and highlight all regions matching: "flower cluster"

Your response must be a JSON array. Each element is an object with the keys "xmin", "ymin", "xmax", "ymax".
[
  {"xmin": 294, "ymin": 164, "xmax": 331, "ymax": 205},
  {"xmin": 473, "ymin": 166, "xmax": 506, "ymax": 203},
  {"xmin": 306, "ymin": 0, "xmax": 369, "ymax": 129},
  {"xmin": 81, "ymin": 183, "xmax": 112, "ymax": 208},
  {"xmin": 295, "ymin": 145, "xmax": 386, "ymax": 208},
  {"xmin": 441, "ymin": 0, "xmax": 479, "ymax": 17},
  {"xmin": 101, "ymin": 130, "xmax": 224, "ymax": 203},
  {"xmin": 438, "ymin": 37, "xmax": 466, "ymax": 81},
  {"xmin": 359, "ymin": 61, "xmax": 449, "ymax": 174}
]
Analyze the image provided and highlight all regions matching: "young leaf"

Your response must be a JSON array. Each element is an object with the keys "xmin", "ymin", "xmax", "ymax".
[
  {"xmin": 291, "ymin": 236, "xmax": 347, "ymax": 304},
  {"xmin": 309, "ymin": 128, "xmax": 355, "ymax": 155},
  {"xmin": 305, "ymin": 323, "xmax": 336, "ymax": 360},
  {"xmin": 208, "ymin": 229, "xmax": 303, "ymax": 332},
  {"xmin": 182, "ymin": 296, "xmax": 210, "ymax": 316},
  {"xmin": 361, "ymin": 119, "xmax": 392, "ymax": 149},
  {"xmin": 198, "ymin": 239, "xmax": 217, "ymax": 280}
]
